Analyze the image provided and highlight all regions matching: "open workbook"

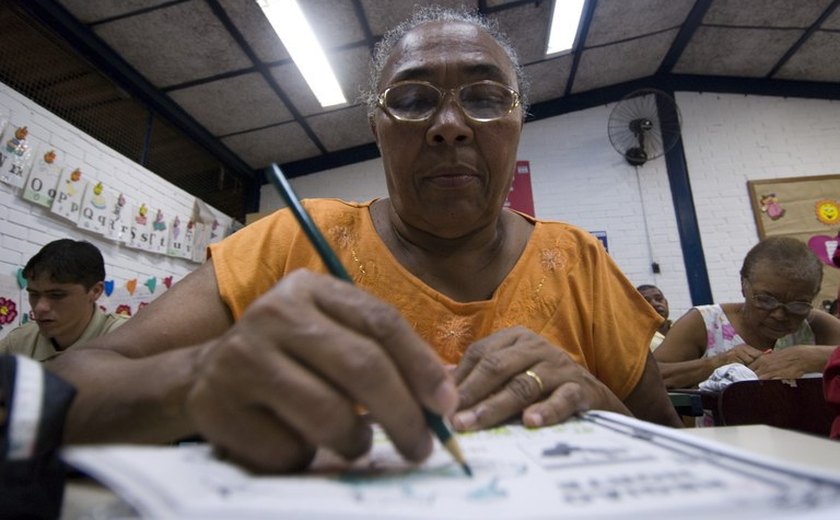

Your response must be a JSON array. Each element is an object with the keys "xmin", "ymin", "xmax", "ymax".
[{"xmin": 63, "ymin": 411, "xmax": 840, "ymax": 519}]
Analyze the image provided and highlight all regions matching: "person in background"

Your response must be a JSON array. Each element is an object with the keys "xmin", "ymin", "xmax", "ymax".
[
  {"xmin": 636, "ymin": 284, "xmax": 671, "ymax": 351},
  {"xmin": 0, "ymin": 239, "xmax": 126, "ymax": 361},
  {"xmin": 824, "ymin": 345, "xmax": 840, "ymax": 440},
  {"xmin": 655, "ymin": 236, "xmax": 840, "ymax": 389},
  {"xmin": 47, "ymin": 7, "xmax": 679, "ymax": 474}
]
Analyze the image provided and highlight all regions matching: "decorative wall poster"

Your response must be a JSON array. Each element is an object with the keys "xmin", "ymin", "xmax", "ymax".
[
  {"xmin": 51, "ymin": 166, "xmax": 88, "ymax": 223},
  {"xmin": 0, "ymin": 273, "xmax": 22, "ymax": 341},
  {"xmin": 78, "ymin": 181, "xmax": 112, "ymax": 235},
  {"xmin": 105, "ymin": 192, "xmax": 132, "ymax": 243},
  {"xmin": 0, "ymin": 125, "xmax": 36, "ymax": 189},
  {"xmin": 22, "ymin": 148, "xmax": 63, "ymax": 207},
  {"xmin": 504, "ymin": 160, "xmax": 535, "ymax": 217},
  {"xmin": 148, "ymin": 208, "xmax": 169, "ymax": 255},
  {"xmin": 128, "ymin": 203, "xmax": 154, "ymax": 251},
  {"xmin": 747, "ymin": 174, "xmax": 840, "ymax": 306}
]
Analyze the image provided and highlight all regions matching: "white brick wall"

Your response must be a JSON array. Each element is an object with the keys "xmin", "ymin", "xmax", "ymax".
[
  {"xmin": 0, "ymin": 81, "xmax": 222, "ymax": 324},
  {"xmin": 260, "ymin": 92, "xmax": 840, "ymax": 321}
]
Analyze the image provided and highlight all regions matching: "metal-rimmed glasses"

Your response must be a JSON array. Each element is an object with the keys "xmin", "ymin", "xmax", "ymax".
[
  {"xmin": 744, "ymin": 279, "xmax": 813, "ymax": 316},
  {"xmin": 376, "ymin": 80, "xmax": 521, "ymax": 123}
]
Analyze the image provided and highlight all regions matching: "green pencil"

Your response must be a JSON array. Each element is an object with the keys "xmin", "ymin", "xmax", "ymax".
[{"xmin": 267, "ymin": 163, "xmax": 472, "ymax": 477}]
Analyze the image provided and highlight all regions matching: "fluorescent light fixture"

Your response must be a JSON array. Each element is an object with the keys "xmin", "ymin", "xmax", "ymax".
[
  {"xmin": 546, "ymin": 0, "xmax": 586, "ymax": 55},
  {"xmin": 256, "ymin": 0, "xmax": 346, "ymax": 107}
]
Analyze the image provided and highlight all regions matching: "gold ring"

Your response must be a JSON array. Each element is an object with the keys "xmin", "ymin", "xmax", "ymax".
[{"xmin": 524, "ymin": 369, "xmax": 544, "ymax": 393}]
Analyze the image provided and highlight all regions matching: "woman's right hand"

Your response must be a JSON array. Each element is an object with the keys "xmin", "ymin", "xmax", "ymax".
[
  {"xmin": 717, "ymin": 343, "xmax": 765, "ymax": 368},
  {"xmin": 185, "ymin": 269, "xmax": 458, "ymax": 472}
]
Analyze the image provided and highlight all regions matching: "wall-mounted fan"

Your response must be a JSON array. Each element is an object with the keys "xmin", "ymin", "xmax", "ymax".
[{"xmin": 608, "ymin": 89, "xmax": 682, "ymax": 166}]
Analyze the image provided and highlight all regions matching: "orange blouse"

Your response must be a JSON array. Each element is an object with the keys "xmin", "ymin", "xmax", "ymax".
[{"xmin": 209, "ymin": 199, "xmax": 660, "ymax": 400}]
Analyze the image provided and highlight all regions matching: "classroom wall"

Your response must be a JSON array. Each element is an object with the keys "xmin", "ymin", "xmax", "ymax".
[
  {"xmin": 0, "ymin": 81, "xmax": 226, "ymax": 337},
  {"xmin": 260, "ymin": 92, "xmax": 840, "ymax": 320}
]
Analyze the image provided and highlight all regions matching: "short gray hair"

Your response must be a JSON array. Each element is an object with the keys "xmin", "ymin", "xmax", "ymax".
[{"xmin": 361, "ymin": 6, "xmax": 530, "ymax": 117}]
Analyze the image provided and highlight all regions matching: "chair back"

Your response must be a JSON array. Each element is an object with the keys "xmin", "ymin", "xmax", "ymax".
[{"xmin": 715, "ymin": 378, "xmax": 834, "ymax": 436}]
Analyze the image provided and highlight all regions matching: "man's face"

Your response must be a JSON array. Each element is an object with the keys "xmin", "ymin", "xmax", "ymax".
[
  {"xmin": 27, "ymin": 274, "xmax": 102, "ymax": 346},
  {"xmin": 640, "ymin": 287, "xmax": 669, "ymax": 319},
  {"xmin": 371, "ymin": 21, "xmax": 523, "ymax": 239}
]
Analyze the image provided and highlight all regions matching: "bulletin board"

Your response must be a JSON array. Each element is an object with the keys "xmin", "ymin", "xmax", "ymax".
[{"xmin": 747, "ymin": 174, "xmax": 840, "ymax": 308}]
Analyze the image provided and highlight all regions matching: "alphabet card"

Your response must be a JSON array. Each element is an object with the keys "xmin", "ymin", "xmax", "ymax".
[
  {"xmin": 51, "ymin": 166, "xmax": 88, "ymax": 223},
  {"xmin": 128, "ymin": 202, "xmax": 154, "ymax": 251},
  {"xmin": 0, "ymin": 125, "xmax": 36, "ymax": 189},
  {"xmin": 148, "ymin": 208, "xmax": 169, "ymax": 255},
  {"xmin": 22, "ymin": 148, "xmax": 63, "ymax": 207},
  {"xmin": 105, "ymin": 192, "xmax": 131, "ymax": 243},
  {"xmin": 166, "ymin": 215, "xmax": 189, "ymax": 258},
  {"xmin": 78, "ymin": 181, "xmax": 113, "ymax": 235}
]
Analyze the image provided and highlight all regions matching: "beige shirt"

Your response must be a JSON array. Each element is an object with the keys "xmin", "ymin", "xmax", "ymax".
[{"xmin": 0, "ymin": 307, "xmax": 127, "ymax": 361}]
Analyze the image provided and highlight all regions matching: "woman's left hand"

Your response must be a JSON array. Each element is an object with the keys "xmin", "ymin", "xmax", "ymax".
[
  {"xmin": 450, "ymin": 327, "xmax": 629, "ymax": 431},
  {"xmin": 748, "ymin": 346, "xmax": 813, "ymax": 379}
]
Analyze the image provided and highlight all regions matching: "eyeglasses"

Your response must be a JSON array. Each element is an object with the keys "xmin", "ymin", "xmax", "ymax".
[
  {"xmin": 376, "ymin": 80, "xmax": 521, "ymax": 123},
  {"xmin": 750, "ymin": 293, "xmax": 813, "ymax": 316}
]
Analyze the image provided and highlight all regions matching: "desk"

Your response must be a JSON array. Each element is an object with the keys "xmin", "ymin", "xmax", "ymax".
[{"xmin": 683, "ymin": 424, "xmax": 840, "ymax": 473}]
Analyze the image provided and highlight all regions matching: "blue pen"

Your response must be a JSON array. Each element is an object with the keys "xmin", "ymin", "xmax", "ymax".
[{"xmin": 266, "ymin": 163, "xmax": 472, "ymax": 477}]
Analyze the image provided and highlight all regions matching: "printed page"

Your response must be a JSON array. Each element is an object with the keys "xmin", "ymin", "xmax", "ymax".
[{"xmin": 63, "ymin": 412, "xmax": 840, "ymax": 519}]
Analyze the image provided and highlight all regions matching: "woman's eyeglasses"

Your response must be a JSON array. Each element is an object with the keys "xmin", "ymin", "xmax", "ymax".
[
  {"xmin": 377, "ymin": 80, "xmax": 521, "ymax": 123},
  {"xmin": 750, "ymin": 293, "xmax": 813, "ymax": 317}
]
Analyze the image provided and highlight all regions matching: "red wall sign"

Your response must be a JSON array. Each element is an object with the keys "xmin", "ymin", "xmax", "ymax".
[{"xmin": 504, "ymin": 160, "xmax": 535, "ymax": 217}]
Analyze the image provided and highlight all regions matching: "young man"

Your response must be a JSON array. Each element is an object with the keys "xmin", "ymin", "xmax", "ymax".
[
  {"xmin": 0, "ymin": 239, "xmax": 125, "ymax": 361},
  {"xmin": 636, "ymin": 284, "xmax": 671, "ymax": 351}
]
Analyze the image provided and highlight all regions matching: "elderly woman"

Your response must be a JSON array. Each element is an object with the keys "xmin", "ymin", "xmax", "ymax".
[
  {"xmin": 47, "ymin": 8, "xmax": 678, "ymax": 473},
  {"xmin": 655, "ymin": 236, "xmax": 840, "ymax": 389}
]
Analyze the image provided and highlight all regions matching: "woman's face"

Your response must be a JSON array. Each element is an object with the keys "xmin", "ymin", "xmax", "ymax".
[
  {"xmin": 370, "ymin": 21, "xmax": 523, "ymax": 239},
  {"xmin": 741, "ymin": 261, "xmax": 817, "ymax": 341}
]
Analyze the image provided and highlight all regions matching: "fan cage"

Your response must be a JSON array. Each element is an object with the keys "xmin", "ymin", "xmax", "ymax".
[{"xmin": 607, "ymin": 88, "xmax": 682, "ymax": 165}]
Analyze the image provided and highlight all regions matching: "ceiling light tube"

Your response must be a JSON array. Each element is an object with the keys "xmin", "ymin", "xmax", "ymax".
[
  {"xmin": 546, "ymin": 0, "xmax": 586, "ymax": 56},
  {"xmin": 257, "ymin": 0, "xmax": 347, "ymax": 107}
]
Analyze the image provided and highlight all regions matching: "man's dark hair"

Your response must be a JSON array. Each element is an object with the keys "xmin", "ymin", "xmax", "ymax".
[
  {"xmin": 636, "ymin": 284, "xmax": 660, "ymax": 292},
  {"xmin": 22, "ymin": 239, "xmax": 105, "ymax": 289}
]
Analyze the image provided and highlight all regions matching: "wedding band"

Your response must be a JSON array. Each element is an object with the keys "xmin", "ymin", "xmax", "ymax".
[{"xmin": 524, "ymin": 370, "xmax": 544, "ymax": 393}]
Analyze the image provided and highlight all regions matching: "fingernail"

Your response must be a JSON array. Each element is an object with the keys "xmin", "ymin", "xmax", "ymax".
[
  {"xmin": 452, "ymin": 410, "xmax": 476, "ymax": 431},
  {"xmin": 524, "ymin": 410, "xmax": 543, "ymax": 428},
  {"xmin": 433, "ymin": 379, "xmax": 459, "ymax": 415}
]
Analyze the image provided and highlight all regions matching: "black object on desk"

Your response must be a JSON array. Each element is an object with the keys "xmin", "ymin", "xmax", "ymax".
[
  {"xmin": 265, "ymin": 163, "xmax": 473, "ymax": 477},
  {"xmin": 1, "ymin": 355, "xmax": 77, "ymax": 519}
]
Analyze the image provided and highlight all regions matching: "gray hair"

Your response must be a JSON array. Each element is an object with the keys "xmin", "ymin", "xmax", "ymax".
[
  {"xmin": 740, "ymin": 236, "xmax": 823, "ymax": 293},
  {"xmin": 361, "ymin": 6, "xmax": 530, "ymax": 117}
]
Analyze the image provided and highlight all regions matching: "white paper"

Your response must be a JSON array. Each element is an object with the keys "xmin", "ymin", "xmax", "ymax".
[{"xmin": 63, "ymin": 412, "xmax": 840, "ymax": 520}]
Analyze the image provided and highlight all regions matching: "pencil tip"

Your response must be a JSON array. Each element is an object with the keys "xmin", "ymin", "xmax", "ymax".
[{"xmin": 462, "ymin": 462, "xmax": 473, "ymax": 477}]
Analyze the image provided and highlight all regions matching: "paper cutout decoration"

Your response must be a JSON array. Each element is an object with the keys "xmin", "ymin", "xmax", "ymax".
[
  {"xmin": 51, "ymin": 167, "xmax": 88, "ymax": 223},
  {"xmin": 0, "ymin": 297, "xmax": 18, "ymax": 326},
  {"xmin": 815, "ymin": 199, "xmax": 840, "ymax": 226},
  {"xmin": 0, "ymin": 273, "xmax": 22, "ymax": 340},
  {"xmin": 759, "ymin": 193, "xmax": 785, "ymax": 221},
  {"xmin": 16, "ymin": 268, "xmax": 27, "ymax": 289},
  {"xmin": 22, "ymin": 148, "xmax": 63, "ymax": 207},
  {"xmin": 128, "ymin": 203, "xmax": 154, "ymax": 251},
  {"xmin": 105, "ymin": 192, "xmax": 131, "ymax": 243},
  {"xmin": 126, "ymin": 279, "xmax": 137, "ymax": 296},
  {"xmin": 163, "ymin": 276, "xmax": 173, "ymax": 289},
  {"xmin": 78, "ymin": 181, "xmax": 113, "ymax": 235},
  {"xmin": 144, "ymin": 277, "xmax": 157, "ymax": 294},
  {"xmin": 808, "ymin": 233, "xmax": 839, "ymax": 268},
  {"xmin": 0, "ymin": 125, "xmax": 36, "ymax": 188},
  {"xmin": 104, "ymin": 280, "xmax": 115, "ymax": 296}
]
